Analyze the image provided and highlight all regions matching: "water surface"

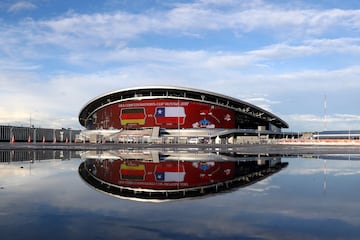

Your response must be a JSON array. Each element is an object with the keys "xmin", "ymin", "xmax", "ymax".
[{"xmin": 1, "ymin": 150, "xmax": 360, "ymax": 239}]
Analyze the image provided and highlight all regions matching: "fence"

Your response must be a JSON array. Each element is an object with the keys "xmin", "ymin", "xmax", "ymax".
[
  {"xmin": 0, "ymin": 125, "xmax": 80, "ymax": 143},
  {"xmin": 0, "ymin": 150, "xmax": 80, "ymax": 163}
]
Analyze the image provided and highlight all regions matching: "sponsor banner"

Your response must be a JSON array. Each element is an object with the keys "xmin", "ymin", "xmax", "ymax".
[{"xmin": 154, "ymin": 107, "xmax": 186, "ymax": 124}]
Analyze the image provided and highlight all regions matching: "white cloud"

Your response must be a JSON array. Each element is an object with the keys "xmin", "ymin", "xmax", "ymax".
[
  {"xmin": 8, "ymin": 1, "xmax": 36, "ymax": 13},
  {"xmin": 1, "ymin": 55, "xmax": 359, "ymax": 130},
  {"xmin": 32, "ymin": 39, "xmax": 358, "ymax": 73},
  {"xmin": 1, "ymin": 1, "xmax": 360, "ymax": 131},
  {"xmin": 286, "ymin": 113, "xmax": 360, "ymax": 131},
  {"xmin": 284, "ymin": 158, "xmax": 360, "ymax": 177},
  {"xmin": 2, "ymin": 1, "xmax": 359, "ymax": 52},
  {"xmin": 166, "ymin": 1, "xmax": 360, "ymax": 36},
  {"xmin": 305, "ymin": 38, "xmax": 360, "ymax": 53},
  {"xmin": 34, "ymin": 11, "xmax": 157, "ymax": 49},
  {"xmin": 242, "ymin": 97, "xmax": 280, "ymax": 112}
]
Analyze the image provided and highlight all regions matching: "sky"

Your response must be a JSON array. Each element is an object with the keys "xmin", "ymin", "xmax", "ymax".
[{"xmin": 1, "ymin": 0, "xmax": 360, "ymax": 131}]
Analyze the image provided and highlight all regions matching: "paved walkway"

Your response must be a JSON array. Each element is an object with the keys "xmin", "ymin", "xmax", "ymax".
[{"xmin": 0, "ymin": 142, "xmax": 359, "ymax": 155}]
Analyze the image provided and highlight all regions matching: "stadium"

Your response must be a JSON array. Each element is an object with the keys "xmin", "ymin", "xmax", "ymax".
[
  {"xmin": 78, "ymin": 86, "xmax": 289, "ymax": 144},
  {"xmin": 79, "ymin": 150, "xmax": 288, "ymax": 201}
]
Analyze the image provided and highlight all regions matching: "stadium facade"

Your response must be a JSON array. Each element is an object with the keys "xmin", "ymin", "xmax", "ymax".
[
  {"xmin": 78, "ymin": 86, "xmax": 289, "ymax": 143},
  {"xmin": 79, "ymin": 150, "xmax": 288, "ymax": 201}
]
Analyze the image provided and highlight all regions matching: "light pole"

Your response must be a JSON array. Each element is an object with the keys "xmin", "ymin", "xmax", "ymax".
[{"xmin": 177, "ymin": 96, "xmax": 180, "ymax": 143}]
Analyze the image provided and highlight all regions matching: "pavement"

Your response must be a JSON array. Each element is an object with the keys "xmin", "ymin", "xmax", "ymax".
[{"xmin": 0, "ymin": 142, "xmax": 359, "ymax": 155}]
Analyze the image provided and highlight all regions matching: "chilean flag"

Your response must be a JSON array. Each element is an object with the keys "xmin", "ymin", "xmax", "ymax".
[
  {"xmin": 155, "ymin": 163, "xmax": 186, "ymax": 182},
  {"xmin": 154, "ymin": 107, "xmax": 186, "ymax": 124}
]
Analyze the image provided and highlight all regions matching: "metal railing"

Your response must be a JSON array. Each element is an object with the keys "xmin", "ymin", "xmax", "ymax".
[{"xmin": 0, "ymin": 125, "xmax": 80, "ymax": 143}]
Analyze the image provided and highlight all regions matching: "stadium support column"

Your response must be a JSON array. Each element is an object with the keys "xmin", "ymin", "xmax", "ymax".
[
  {"xmin": 9, "ymin": 127, "xmax": 13, "ymax": 143},
  {"xmin": 69, "ymin": 128, "xmax": 72, "ymax": 144},
  {"xmin": 33, "ymin": 128, "xmax": 36, "ymax": 143},
  {"xmin": 60, "ymin": 131, "xmax": 64, "ymax": 142}
]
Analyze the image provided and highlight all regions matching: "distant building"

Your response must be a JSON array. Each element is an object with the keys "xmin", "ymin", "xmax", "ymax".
[{"xmin": 312, "ymin": 130, "xmax": 360, "ymax": 140}]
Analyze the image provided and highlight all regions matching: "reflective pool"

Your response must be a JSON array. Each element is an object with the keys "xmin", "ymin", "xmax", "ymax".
[{"xmin": 1, "ymin": 150, "xmax": 360, "ymax": 239}]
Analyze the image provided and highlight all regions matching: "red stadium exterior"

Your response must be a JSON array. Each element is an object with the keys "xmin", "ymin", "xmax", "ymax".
[
  {"xmin": 79, "ymin": 86, "xmax": 288, "ymax": 131},
  {"xmin": 93, "ymin": 158, "xmax": 235, "ymax": 190},
  {"xmin": 78, "ymin": 150, "xmax": 288, "ymax": 200},
  {"xmin": 90, "ymin": 99, "xmax": 235, "ymax": 130}
]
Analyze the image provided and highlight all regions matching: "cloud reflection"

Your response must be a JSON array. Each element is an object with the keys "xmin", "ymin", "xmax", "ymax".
[{"xmin": 1, "ymin": 151, "xmax": 360, "ymax": 239}]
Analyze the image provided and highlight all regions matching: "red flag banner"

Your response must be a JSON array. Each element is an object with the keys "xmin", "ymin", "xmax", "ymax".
[
  {"xmin": 120, "ymin": 163, "xmax": 145, "ymax": 180},
  {"xmin": 120, "ymin": 108, "xmax": 146, "ymax": 125}
]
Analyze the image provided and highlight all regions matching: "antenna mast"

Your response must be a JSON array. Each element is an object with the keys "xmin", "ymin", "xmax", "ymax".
[{"xmin": 323, "ymin": 94, "xmax": 327, "ymax": 130}]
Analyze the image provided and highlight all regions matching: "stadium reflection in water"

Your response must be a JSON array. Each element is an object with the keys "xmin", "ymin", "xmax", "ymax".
[
  {"xmin": 79, "ymin": 150, "xmax": 288, "ymax": 201},
  {"xmin": 4, "ymin": 149, "xmax": 360, "ymax": 239}
]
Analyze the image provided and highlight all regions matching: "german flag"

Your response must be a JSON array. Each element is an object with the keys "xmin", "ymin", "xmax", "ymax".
[
  {"xmin": 120, "ymin": 163, "xmax": 145, "ymax": 180},
  {"xmin": 120, "ymin": 108, "xmax": 146, "ymax": 125}
]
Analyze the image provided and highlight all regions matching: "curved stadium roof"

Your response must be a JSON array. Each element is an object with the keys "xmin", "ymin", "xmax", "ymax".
[{"xmin": 79, "ymin": 86, "xmax": 288, "ymax": 129}]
